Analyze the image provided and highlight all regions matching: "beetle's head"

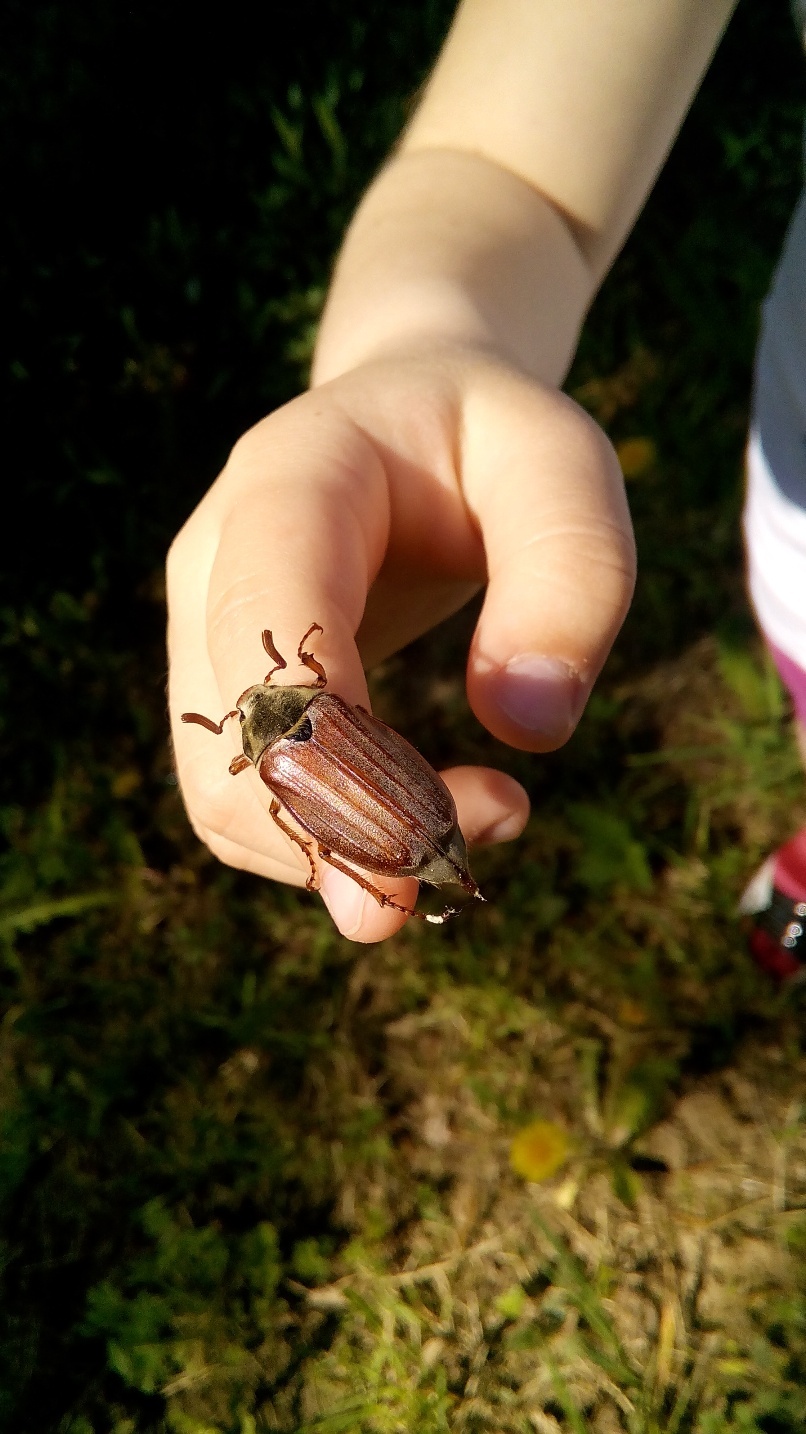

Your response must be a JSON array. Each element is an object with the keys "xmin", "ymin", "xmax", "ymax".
[{"xmin": 236, "ymin": 684, "xmax": 317, "ymax": 764}]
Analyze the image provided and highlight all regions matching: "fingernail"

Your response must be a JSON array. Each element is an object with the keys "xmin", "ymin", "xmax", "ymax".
[
  {"xmin": 495, "ymin": 655, "xmax": 581, "ymax": 739},
  {"xmin": 319, "ymin": 867, "xmax": 365, "ymax": 937}
]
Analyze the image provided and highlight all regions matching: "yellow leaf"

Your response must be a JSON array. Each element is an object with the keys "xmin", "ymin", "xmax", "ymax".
[
  {"xmin": 112, "ymin": 769, "xmax": 142, "ymax": 798},
  {"xmin": 606, "ymin": 1083, "xmax": 652, "ymax": 1146},
  {"xmin": 617, "ymin": 997, "xmax": 649, "ymax": 1028},
  {"xmin": 553, "ymin": 1175, "xmax": 580, "ymax": 1210},
  {"xmin": 510, "ymin": 1120, "xmax": 570, "ymax": 1182},
  {"xmin": 495, "ymin": 1284, "xmax": 527, "ymax": 1320},
  {"xmin": 717, "ymin": 1358, "xmax": 751, "ymax": 1378},
  {"xmin": 656, "ymin": 1298, "xmax": 677, "ymax": 1387},
  {"xmin": 616, "ymin": 437, "xmax": 657, "ymax": 479}
]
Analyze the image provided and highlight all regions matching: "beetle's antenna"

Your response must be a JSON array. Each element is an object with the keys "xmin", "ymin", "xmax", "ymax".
[
  {"xmin": 262, "ymin": 630, "xmax": 287, "ymax": 684},
  {"xmin": 297, "ymin": 622, "xmax": 327, "ymax": 688},
  {"xmin": 181, "ymin": 710, "xmax": 240, "ymax": 735}
]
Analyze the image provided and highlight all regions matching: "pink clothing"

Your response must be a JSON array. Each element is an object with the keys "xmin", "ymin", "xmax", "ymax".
[{"xmin": 769, "ymin": 641, "xmax": 806, "ymax": 724}]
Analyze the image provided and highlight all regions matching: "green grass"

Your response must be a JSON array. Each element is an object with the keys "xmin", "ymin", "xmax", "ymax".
[{"xmin": 3, "ymin": 1, "xmax": 806, "ymax": 1429}]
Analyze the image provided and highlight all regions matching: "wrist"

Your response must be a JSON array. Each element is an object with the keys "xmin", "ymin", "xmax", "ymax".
[{"xmin": 311, "ymin": 148, "xmax": 594, "ymax": 390}]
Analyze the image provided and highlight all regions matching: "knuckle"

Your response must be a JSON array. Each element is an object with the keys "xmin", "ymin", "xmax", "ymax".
[
  {"xmin": 528, "ymin": 513, "xmax": 636, "ymax": 591},
  {"xmin": 226, "ymin": 424, "xmax": 263, "ymax": 469},
  {"xmin": 221, "ymin": 419, "xmax": 277, "ymax": 486},
  {"xmin": 584, "ymin": 518, "xmax": 637, "ymax": 596},
  {"xmin": 206, "ymin": 581, "xmax": 272, "ymax": 661},
  {"xmin": 566, "ymin": 522, "xmax": 637, "ymax": 618},
  {"xmin": 179, "ymin": 763, "xmax": 239, "ymax": 842},
  {"xmin": 166, "ymin": 520, "xmax": 196, "ymax": 592},
  {"xmin": 198, "ymin": 827, "xmax": 246, "ymax": 873},
  {"xmin": 563, "ymin": 396, "xmax": 631, "ymax": 484}
]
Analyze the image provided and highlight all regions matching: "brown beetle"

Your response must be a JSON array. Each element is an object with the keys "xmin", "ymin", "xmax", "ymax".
[{"xmin": 181, "ymin": 624, "xmax": 483, "ymax": 924}]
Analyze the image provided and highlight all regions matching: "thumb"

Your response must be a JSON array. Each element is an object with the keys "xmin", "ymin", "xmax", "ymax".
[{"xmin": 462, "ymin": 371, "xmax": 636, "ymax": 752}]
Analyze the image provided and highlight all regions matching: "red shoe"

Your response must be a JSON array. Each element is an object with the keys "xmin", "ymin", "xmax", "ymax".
[{"xmin": 740, "ymin": 830, "xmax": 806, "ymax": 980}]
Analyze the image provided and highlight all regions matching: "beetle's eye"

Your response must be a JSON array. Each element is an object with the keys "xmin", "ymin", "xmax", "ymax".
[{"xmin": 289, "ymin": 715, "xmax": 313, "ymax": 743}]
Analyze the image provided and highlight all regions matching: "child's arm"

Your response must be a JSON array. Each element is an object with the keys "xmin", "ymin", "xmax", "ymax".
[
  {"xmin": 167, "ymin": 0, "xmax": 736, "ymax": 941},
  {"xmin": 316, "ymin": 0, "xmax": 735, "ymax": 385}
]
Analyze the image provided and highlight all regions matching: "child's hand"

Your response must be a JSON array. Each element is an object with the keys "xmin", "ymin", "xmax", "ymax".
[
  {"xmin": 167, "ymin": 343, "xmax": 634, "ymax": 941},
  {"xmin": 167, "ymin": 0, "xmax": 735, "ymax": 940}
]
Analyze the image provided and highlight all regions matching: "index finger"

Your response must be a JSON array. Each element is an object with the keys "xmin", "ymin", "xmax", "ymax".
[
  {"xmin": 168, "ymin": 392, "xmax": 425, "ymax": 936},
  {"xmin": 206, "ymin": 399, "xmax": 390, "ymax": 704}
]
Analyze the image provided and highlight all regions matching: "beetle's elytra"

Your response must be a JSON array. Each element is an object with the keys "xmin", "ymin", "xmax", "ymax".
[{"xmin": 181, "ymin": 625, "xmax": 483, "ymax": 924}]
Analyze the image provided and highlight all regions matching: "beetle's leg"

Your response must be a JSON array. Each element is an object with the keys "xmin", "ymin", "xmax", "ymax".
[
  {"xmin": 181, "ymin": 710, "xmax": 240, "ymax": 735},
  {"xmin": 268, "ymin": 798, "xmax": 320, "ymax": 891},
  {"xmin": 262, "ymin": 630, "xmax": 288, "ymax": 685},
  {"xmin": 297, "ymin": 622, "xmax": 327, "ymax": 688},
  {"xmin": 229, "ymin": 754, "xmax": 251, "ymax": 776},
  {"xmin": 317, "ymin": 847, "xmax": 459, "ymax": 926}
]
